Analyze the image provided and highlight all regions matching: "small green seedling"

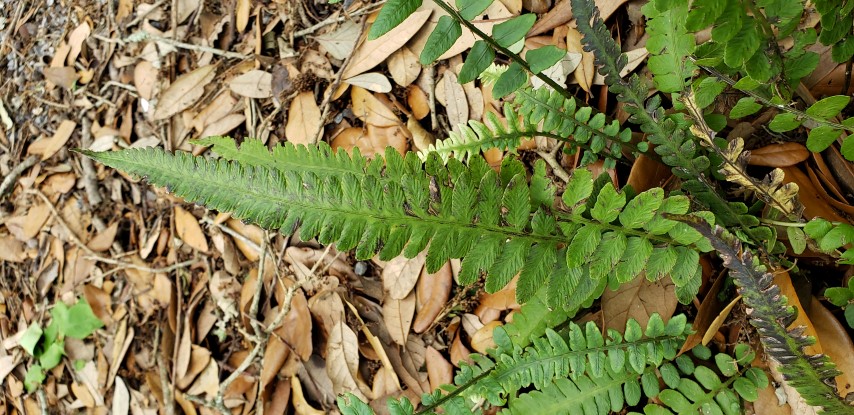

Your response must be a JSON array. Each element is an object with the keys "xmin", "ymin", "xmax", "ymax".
[
  {"xmin": 826, "ymin": 279, "xmax": 854, "ymax": 329},
  {"xmin": 20, "ymin": 298, "xmax": 104, "ymax": 392}
]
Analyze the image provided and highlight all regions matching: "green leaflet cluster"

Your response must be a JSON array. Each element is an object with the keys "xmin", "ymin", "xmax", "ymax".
[
  {"xmin": 681, "ymin": 218, "xmax": 854, "ymax": 414},
  {"xmin": 339, "ymin": 314, "xmax": 765, "ymax": 415},
  {"xmin": 802, "ymin": 218, "xmax": 854, "ymax": 264},
  {"xmin": 80, "ymin": 139, "xmax": 709, "ymax": 308},
  {"xmin": 422, "ymin": 72, "xmax": 635, "ymax": 167},
  {"xmin": 816, "ymin": 0, "xmax": 854, "ymax": 63}
]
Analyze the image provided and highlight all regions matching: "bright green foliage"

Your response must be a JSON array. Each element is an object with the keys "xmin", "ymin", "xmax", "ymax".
[
  {"xmin": 643, "ymin": 0, "xmax": 696, "ymax": 94},
  {"xmin": 825, "ymin": 278, "xmax": 854, "ymax": 328},
  {"xmin": 420, "ymin": 15, "xmax": 462, "ymax": 64},
  {"xmin": 81, "ymin": 140, "xmax": 707, "ymax": 307},
  {"xmin": 21, "ymin": 298, "xmax": 104, "ymax": 392},
  {"xmin": 804, "ymin": 218, "xmax": 854, "ymax": 264},
  {"xmin": 368, "ymin": 0, "xmax": 421, "ymax": 39},
  {"xmin": 815, "ymin": 0, "xmax": 854, "ymax": 62}
]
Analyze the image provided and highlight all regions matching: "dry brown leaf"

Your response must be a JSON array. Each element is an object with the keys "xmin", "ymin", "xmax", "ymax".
[
  {"xmin": 327, "ymin": 320, "xmax": 368, "ymax": 400},
  {"xmin": 344, "ymin": 10, "xmax": 432, "ymax": 78},
  {"xmin": 28, "ymin": 120, "xmax": 76, "ymax": 161},
  {"xmin": 229, "ymin": 70, "xmax": 273, "ymax": 98},
  {"xmin": 66, "ymin": 22, "xmax": 91, "ymax": 64},
  {"xmin": 449, "ymin": 330, "xmax": 473, "ymax": 367},
  {"xmin": 441, "ymin": 72, "xmax": 468, "ymax": 130},
  {"xmin": 809, "ymin": 296, "xmax": 854, "ymax": 397},
  {"xmin": 371, "ymin": 366, "xmax": 402, "ymax": 399},
  {"xmin": 471, "ymin": 321, "xmax": 502, "ymax": 354},
  {"xmin": 176, "ymin": 346, "xmax": 212, "ymax": 389},
  {"xmin": 5, "ymin": 203, "xmax": 50, "ymax": 241},
  {"xmin": 331, "ymin": 125, "xmax": 409, "ymax": 158},
  {"xmin": 351, "ymin": 87, "xmax": 400, "ymax": 127},
  {"xmin": 315, "ymin": 20, "xmax": 360, "ymax": 61},
  {"xmin": 383, "ymin": 291, "xmax": 416, "ymax": 345},
  {"xmin": 308, "ymin": 290, "xmax": 345, "ymax": 340},
  {"xmin": 273, "ymin": 286, "xmax": 313, "ymax": 360},
  {"xmin": 285, "ymin": 91, "xmax": 321, "ymax": 145},
  {"xmin": 530, "ymin": 0, "xmax": 626, "ymax": 36},
  {"xmin": 406, "ymin": 85, "xmax": 430, "ymax": 120},
  {"xmin": 425, "ymin": 346, "xmax": 453, "ymax": 391},
  {"xmin": 199, "ymin": 113, "xmax": 245, "ymax": 138},
  {"xmin": 749, "ymin": 143, "xmax": 810, "ymax": 167},
  {"xmin": 626, "ymin": 154, "xmax": 672, "ymax": 192},
  {"xmin": 82, "ymin": 284, "xmax": 113, "ymax": 326},
  {"xmin": 407, "ymin": 117, "xmax": 435, "ymax": 151},
  {"xmin": 0, "ymin": 236, "xmax": 26, "ymax": 262},
  {"xmin": 753, "ymin": 382, "xmax": 793, "ymax": 415},
  {"xmin": 601, "ymin": 274, "xmax": 677, "ymax": 333},
  {"xmin": 260, "ymin": 337, "xmax": 291, "ymax": 391},
  {"xmin": 266, "ymin": 378, "xmax": 292, "ymax": 415},
  {"xmin": 775, "ymin": 269, "xmax": 822, "ymax": 354},
  {"xmin": 236, "ymin": 0, "xmax": 250, "ymax": 32},
  {"xmin": 174, "ymin": 206, "xmax": 209, "ymax": 253},
  {"xmin": 291, "ymin": 376, "xmax": 325, "ymax": 415},
  {"xmin": 781, "ymin": 166, "xmax": 848, "ymax": 222},
  {"xmin": 42, "ymin": 67, "xmax": 79, "ymax": 89},
  {"xmin": 345, "ymin": 72, "xmax": 393, "ymax": 93},
  {"xmin": 87, "ymin": 222, "xmax": 118, "ymax": 252},
  {"xmin": 388, "ymin": 47, "xmax": 421, "ymax": 87},
  {"xmin": 192, "ymin": 91, "xmax": 240, "ymax": 132},
  {"xmin": 186, "ymin": 359, "xmax": 219, "ymax": 399},
  {"xmin": 498, "ymin": 0, "xmax": 522, "ymax": 14},
  {"xmin": 382, "ymin": 252, "xmax": 426, "ymax": 300},
  {"xmin": 413, "ymin": 262, "xmax": 453, "ymax": 333},
  {"xmin": 153, "ymin": 65, "xmax": 216, "ymax": 120},
  {"xmin": 566, "ymin": 26, "xmax": 595, "ymax": 93}
]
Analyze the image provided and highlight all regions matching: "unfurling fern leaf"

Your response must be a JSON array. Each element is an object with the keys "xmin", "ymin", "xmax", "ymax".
[{"xmin": 80, "ymin": 140, "xmax": 708, "ymax": 307}]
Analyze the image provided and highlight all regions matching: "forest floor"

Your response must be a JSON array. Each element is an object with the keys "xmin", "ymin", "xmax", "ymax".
[{"xmin": 1, "ymin": 0, "xmax": 854, "ymax": 414}]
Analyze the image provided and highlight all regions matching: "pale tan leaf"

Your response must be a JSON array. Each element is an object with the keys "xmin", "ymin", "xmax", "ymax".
[
  {"xmin": 425, "ymin": 346, "xmax": 452, "ymax": 391},
  {"xmin": 383, "ymin": 291, "xmax": 416, "ymax": 345},
  {"xmin": 530, "ymin": 0, "xmax": 626, "ymax": 36},
  {"xmin": 229, "ymin": 70, "xmax": 273, "ymax": 98},
  {"xmin": 449, "ymin": 330, "xmax": 472, "ymax": 367},
  {"xmin": 174, "ymin": 206, "xmax": 209, "ymax": 253},
  {"xmin": 28, "ymin": 120, "xmax": 76, "ymax": 161},
  {"xmin": 441, "ymin": 72, "xmax": 468, "ymax": 130},
  {"xmin": 176, "ymin": 346, "xmax": 211, "ymax": 389},
  {"xmin": 774, "ymin": 269, "xmax": 822, "ymax": 354},
  {"xmin": 344, "ymin": 72, "xmax": 392, "ymax": 93},
  {"xmin": 199, "ymin": 113, "xmax": 245, "ymax": 139},
  {"xmin": 471, "ymin": 321, "xmax": 502, "ymax": 354},
  {"xmin": 566, "ymin": 26, "xmax": 595, "ymax": 93},
  {"xmin": 327, "ymin": 320, "xmax": 367, "ymax": 400},
  {"xmin": 5, "ymin": 203, "xmax": 51, "ymax": 241},
  {"xmin": 462, "ymin": 80, "xmax": 484, "ymax": 121},
  {"xmin": 406, "ymin": 85, "xmax": 430, "ymax": 120},
  {"xmin": 601, "ymin": 274, "xmax": 677, "ymax": 333},
  {"xmin": 42, "ymin": 67, "xmax": 79, "ymax": 89},
  {"xmin": 186, "ymin": 359, "xmax": 219, "ymax": 399},
  {"xmin": 87, "ymin": 222, "xmax": 118, "ymax": 252},
  {"xmin": 0, "ymin": 237, "xmax": 25, "ymax": 262},
  {"xmin": 344, "ymin": 9, "xmax": 432, "ymax": 78},
  {"xmin": 285, "ymin": 91, "xmax": 321, "ymax": 145},
  {"xmin": 388, "ymin": 46, "xmax": 421, "ymax": 87},
  {"xmin": 413, "ymin": 262, "xmax": 453, "ymax": 333},
  {"xmin": 176, "ymin": 0, "xmax": 199, "ymax": 23},
  {"xmin": 809, "ymin": 296, "xmax": 854, "ymax": 397},
  {"xmin": 593, "ymin": 48, "xmax": 649, "ymax": 84},
  {"xmin": 497, "ymin": 0, "xmax": 522, "ymax": 14},
  {"xmin": 382, "ymin": 252, "xmax": 426, "ymax": 300},
  {"xmin": 315, "ymin": 20, "xmax": 360, "ymax": 61},
  {"xmin": 702, "ymin": 295, "xmax": 741, "ymax": 346},
  {"xmin": 749, "ymin": 142, "xmax": 810, "ymax": 167},
  {"xmin": 351, "ymin": 86, "xmax": 400, "ymax": 127},
  {"xmin": 407, "ymin": 117, "xmax": 435, "ymax": 151},
  {"xmin": 153, "ymin": 65, "xmax": 216, "ymax": 120},
  {"xmin": 291, "ymin": 377, "xmax": 325, "ymax": 415},
  {"xmin": 371, "ymin": 366, "xmax": 401, "ymax": 398},
  {"xmin": 236, "ymin": 0, "xmax": 250, "ymax": 32}
]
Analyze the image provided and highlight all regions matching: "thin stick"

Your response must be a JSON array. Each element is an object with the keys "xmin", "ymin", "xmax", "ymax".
[
  {"xmin": 0, "ymin": 155, "xmax": 38, "ymax": 199},
  {"xmin": 79, "ymin": 118, "xmax": 103, "ymax": 206},
  {"xmin": 536, "ymin": 143, "xmax": 570, "ymax": 183},
  {"xmin": 293, "ymin": 1, "xmax": 386, "ymax": 38},
  {"xmin": 93, "ymin": 32, "xmax": 251, "ymax": 60},
  {"xmin": 312, "ymin": 19, "xmax": 365, "ymax": 144}
]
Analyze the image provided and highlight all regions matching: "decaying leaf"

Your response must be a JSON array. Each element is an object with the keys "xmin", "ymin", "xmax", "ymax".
[
  {"xmin": 153, "ymin": 65, "xmax": 216, "ymax": 120},
  {"xmin": 286, "ymin": 91, "xmax": 321, "ymax": 145},
  {"xmin": 174, "ymin": 206, "xmax": 209, "ymax": 253}
]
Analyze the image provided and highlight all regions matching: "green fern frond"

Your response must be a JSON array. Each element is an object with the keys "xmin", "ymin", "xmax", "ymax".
[
  {"xmin": 679, "ymin": 217, "xmax": 854, "ymax": 414},
  {"xmin": 642, "ymin": 0, "xmax": 696, "ymax": 95},
  {"xmin": 81, "ymin": 142, "xmax": 709, "ymax": 307},
  {"xmin": 417, "ymin": 110, "xmax": 533, "ymax": 163}
]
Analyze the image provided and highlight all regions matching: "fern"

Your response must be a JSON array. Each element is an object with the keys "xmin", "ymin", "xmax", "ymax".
[
  {"xmin": 643, "ymin": 0, "xmax": 696, "ymax": 96},
  {"xmin": 80, "ymin": 141, "xmax": 708, "ymax": 307},
  {"xmin": 680, "ymin": 217, "xmax": 854, "ymax": 414}
]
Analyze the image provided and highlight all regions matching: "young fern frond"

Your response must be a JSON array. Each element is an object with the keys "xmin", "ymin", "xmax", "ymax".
[
  {"xmin": 642, "ymin": 0, "xmax": 696, "ymax": 96},
  {"xmin": 80, "ymin": 141, "xmax": 708, "ymax": 307},
  {"xmin": 680, "ymin": 217, "xmax": 854, "ymax": 414}
]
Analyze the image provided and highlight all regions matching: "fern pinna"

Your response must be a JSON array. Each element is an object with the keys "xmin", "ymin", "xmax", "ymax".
[{"xmin": 81, "ymin": 138, "xmax": 709, "ymax": 308}]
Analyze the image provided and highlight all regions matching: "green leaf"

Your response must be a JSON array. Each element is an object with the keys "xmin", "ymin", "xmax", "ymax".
[
  {"xmin": 492, "ymin": 14, "xmax": 536, "ymax": 48},
  {"xmin": 619, "ymin": 188, "xmax": 664, "ymax": 228},
  {"xmin": 685, "ymin": 0, "xmax": 726, "ymax": 31},
  {"xmin": 493, "ymin": 62, "xmax": 528, "ymax": 99},
  {"xmin": 420, "ymin": 16, "xmax": 462, "ymax": 65},
  {"xmin": 711, "ymin": 0, "xmax": 743, "ymax": 43},
  {"xmin": 693, "ymin": 77, "xmax": 727, "ymax": 108},
  {"xmin": 714, "ymin": 353, "xmax": 738, "ymax": 377},
  {"xmin": 768, "ymin": 113, "xmax": 802, "ymax": 133},
  {"xmin": 39, "ymin": 340, "xmax": 65, "ymax": 370},
  {"xmin": 368, "ymin": 0, "xmax": 422, "ymax": 40},
  {"xmin": 646, "ymin": 247, "xmax": 677, "ymax": 281},
  {"xmin": 459, "ymin": 41, "xmax": 495, "ymax": 84},
  {"xmin": 724, "ymin": 23, "xmax": 761, "ymax": 68},
  {"xmin": 807, "ymin": 126, "xmax": 842, "ymax": 152},
  {"xmin": 806, "ymin": 95, "xmax": 851, "ymax": 119},
  {"xmin": 846, "ymin": 307, "xmax": 854, "ymax": 328},
  {"xmin": 825, "ymin": 287, "xmax": 853, "ymax": 306},
  {"xmin": 729, "ymin": 97, "xmax": 762, "ymax": 119},
  {"xmin": 24, "ymin": 364, "xmax": 46, "ymax": 393},
  {"xmin": 338, "ymin": 393, "xmax": 376, "ymax": 415},
  {"xmin": 562, "ymin": 168, "xmax": 593, "ymax": 213},
  {"xmin": 784, "ymin": 51, "xmax": 819, "ymax": 81},
  {"xmin": 842, "ymin": 136, "xmax": 854, "ymax": 161},
  {"xmin": 733, "ymin": 377, "xmax": 759, "ymax": 401},
  {"xmin": 457, "ymin": 0, "xmax": 492, "ymax": 20},
  {"xmin": 591, "ymin": 183, "xmax": 625, "ymax": 223},
  {"xmin": 693, "ymin": 366, "xmax": 722, "ymax": 390},
  {"xmin": 527, "ymin": 46, "xmax": 567, "ymax": 74},
  {"xmin": 51, "ymin": 299, "xmax": 105, "ymax": 340},
  {"xmin": 20, "ymin": 323, "xmax": 43, "ymax": 356},
  {"xmin": 787, "ymin": 226, "xmax": 807, "ymax": 255}
]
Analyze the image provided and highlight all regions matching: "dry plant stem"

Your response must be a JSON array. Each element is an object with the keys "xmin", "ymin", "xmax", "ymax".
[
  {"xmin": 312, "ymin": 19, "xmax": 365, "ymax": 144},
  {"xmin": 155, "ymin": 324, "xmax": 176, "ymax": 415},
  {"xmin": 292, "ymin": 1, "xmax": 386, "ymax": 38},
  {"xmin": 80, "ymin": 118, "xmax": 103, "ymax": 206},
  {"xmin": 126, "ymin": 0, "xmax": 169, "ymax": 27},
  {"xmin": 0, "ymin": 155, "xmax": 38, "ymax": 199},
  {"xmin": 93, "ymin": 33, "xmax": 251, "ymax": 60},
  {"xmin": 26, "ymin": 189, "xmax": 197, "ymax": 273},
  {"xmin": 536, "ymin": 143, "xmax": 570, "ymax": 182},
  {"xmin": 201, "ymin": 217, "xmax": 263, "ymax": 253},
  {"xmin": 36, "ymin": 389, "xmax": 48, "ymax": 415}
]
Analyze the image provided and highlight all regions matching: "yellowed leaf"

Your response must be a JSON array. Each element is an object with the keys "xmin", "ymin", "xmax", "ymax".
[
  {"xmin": 388, "ymin": 46, "xmax": 421, "ymax": 87},
  {"xmin": 382, "ymin": 252, "xmax": 426, "ymax": 300},
  {"xmin": 291, "ymin": 377, "xmax": 325, "ymax": 415},
  {"xmin": 285, "ymin": 91, "xmax": 321, "ymax": 145},
  {"xmin": 28, "ymin": 120, "xmax": 76, "ymax": 161},
  {"xmin": 174, "ymin": 206, "xmax": 209, "ymax": 253},
  {"xmin": 229, "ymin": 70, "xmax": 273, "ymax": 98},
  {"xmin": 153, "ymin": 65, "xmax": 216, "ymax": 120},
  {"xmin": 384, "ymin": 291, "xmax": 416, "ymax": 345},
  {"xmin": 236, "ymin": 0, "xmax": 250, "ymax": 32},
  {"xmin": 344, "ymin": 9, "xmax": 432, "ymax": 78}
]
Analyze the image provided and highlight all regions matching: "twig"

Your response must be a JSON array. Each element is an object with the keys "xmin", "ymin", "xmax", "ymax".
[
  {"xmin": 79, "ymin": 118, "xmax": 103, "ymax": 206},
  {"xmin": 126, "ymin": 0, "xmax": 169, "ymax": 28},
  {"xmin": 26, "ymin": 189, "xmax": 197, "ymax": 273},
  {"xmin": 536, "ymin": 143, "xmax": 570, "ymax": 182},
  {"xmin": 201, "ymin": 217, "xmax": 262, "ymax": 254},
  {"xmin": 93, "ymin": 32, "xmax": 252, "ymax": 60},
  {"xmin": 155, "ymin": 324, "xmax": 176, "ymax": 415},
  {"xmin": 312, "ymin": 18, "xmax": 365, "ymax": 144},
  {"xmin": 0, "ymin": 155, "xmax": 38, "ymax": 199}
]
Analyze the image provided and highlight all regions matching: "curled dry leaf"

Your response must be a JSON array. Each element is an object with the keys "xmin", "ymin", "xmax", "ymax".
[
  {"xmin": 749, "ymin": 142, "xmax": 810, "ymax": 167},
  {"xmin": 291, "ymin": 376, "xmax": 325, "ymax": 415},
  {"xmin": 388, "ymin": 46, "xmax": 421, "ymax": 87},
  {"xmin": 28, "ymin": 120, "xmax": 76, "ymax": 161},
  {"xmin": 471, "ymin": 320, "xmax": 502, "ymax": 354},
  {"xmin": 343, "ymin": 10, "xmax": 432, "ymax": 78},
  {"xmin": 153, "ymin": 65, "xmax": 216, "ymax": 120},
  {"xmin": 406, "ymin": 85, "xmax": 430, "ymax": 120},
  {"xmin": 229, "ymin": 70, "xmax": 273, "ymax": 98},
  {"xmin": 174, "ymin": 206, "xmax": 209, "ymax": 253},
  {"xmin": 413, "ymin": 262, "xmax": 453, "ymax": 333},
  {"xmin": 286, "ymin": 91, "xmax": 321, "ymax": 145}
]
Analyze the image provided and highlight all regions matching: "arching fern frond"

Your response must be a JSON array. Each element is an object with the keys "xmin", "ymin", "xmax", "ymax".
[{"xmin": 81, "ymin": 142, "xmax": 708, "ymax": 307}]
